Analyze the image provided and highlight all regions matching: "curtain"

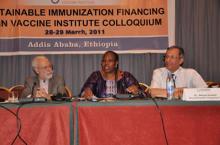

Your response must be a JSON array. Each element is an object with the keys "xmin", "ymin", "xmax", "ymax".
[
  {"xmin": 175, "ymin": 0, "xmax": 220, "ymax": 82},
  {"xmin": 0, "ymin": 54, "xmax": 163, "ymax": 96}
]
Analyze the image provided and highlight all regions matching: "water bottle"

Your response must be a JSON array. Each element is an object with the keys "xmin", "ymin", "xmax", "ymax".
[{"xmin": 166, "ymin": 73, "xmax": 174, "ymax": 100}]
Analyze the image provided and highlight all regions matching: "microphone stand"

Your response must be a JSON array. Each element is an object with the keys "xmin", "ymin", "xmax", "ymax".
[
  {"xmin": 31, "ymin": 82, "xmax": 37, "ymax": 98},
  {"xmin": 114, "ymin": 66, "xmax": 118, "ymax": 98}
]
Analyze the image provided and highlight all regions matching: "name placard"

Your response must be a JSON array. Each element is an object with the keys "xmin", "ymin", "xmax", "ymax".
[{"xmin": 182, "ymin": 88, "xmax": 220, "ymax": 101}]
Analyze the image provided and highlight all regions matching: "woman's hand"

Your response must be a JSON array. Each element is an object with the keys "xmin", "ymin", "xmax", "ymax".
[
  {"xmin": 81, "ymin": 88, "xmax": 94, "ymax": 100},
  {"xmin": 127, "ymin": 85, "xmax": 139, "ymax": 95}
]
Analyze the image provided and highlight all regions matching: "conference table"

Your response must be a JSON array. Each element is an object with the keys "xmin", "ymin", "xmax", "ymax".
[
  {"xmin": 0, "ymin": 102, "xmax": 74, "ymax": 145},
  {"xmin": 0, "ymin": 100, "xmax": 220, "ymax": 145}
]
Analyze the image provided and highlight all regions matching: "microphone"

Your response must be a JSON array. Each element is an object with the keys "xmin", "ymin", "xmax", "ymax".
[
  {"xmin": 137, "ymin": 89, "xmax": 147, "ymax": 98},
  {"xmin": 51, "ymin": 93, "xmax": 71, "ymax": 101},
  {"xmin": 19, "ymin": 82, "xmax": 47, "ymax": 103},
  {"xmin": 114, "ymin": 63, "xmax": 119, "ymax": 95},
  {"xmin": 137, "ymin": 84, "xmax": 148, "ymax": 98},
  {"xmin": 31, "ymin": 82, "xmax": 37, "ymax": 97},
  {"xmin": 116, "ymin": 83, "xmax": 146, "ymax": 99}
]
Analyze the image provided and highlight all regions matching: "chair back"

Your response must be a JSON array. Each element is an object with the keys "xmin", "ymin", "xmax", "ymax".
[
  {"xmin": 0, "ymin": 87, "xmax": 11, "ymax": 102},
  {"xmin": 65, "ymin": 86, "xmax": 72, "ymax": 97},
  {"xmin": 139, "ymin": 83, "xmax": 149, "ymax": 92},
  {"xmin": 206, "ymin": 81, "xmax": 220, "ymax": 88},
  {"xmin": 9, "ymin": 85, "xmax": 25, "ymax": 99}
]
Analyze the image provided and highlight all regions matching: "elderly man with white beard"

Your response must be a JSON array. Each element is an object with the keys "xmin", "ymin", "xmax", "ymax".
[{"xmin": 21, "ymin": 56, "xmax": 66, "ymax": 100}]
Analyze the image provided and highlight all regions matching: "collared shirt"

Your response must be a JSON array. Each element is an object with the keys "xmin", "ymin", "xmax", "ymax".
[
  {"xmin": 150, "ymin": 67, "xmax": 207, "ymax": 88},
  {"xmin": 39, "ymin": 79, "xmax": 49, "ymax": 93}
]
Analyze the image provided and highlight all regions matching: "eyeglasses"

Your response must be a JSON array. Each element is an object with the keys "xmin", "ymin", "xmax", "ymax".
[
  {"xmin": 164, "ymin": 55, "xmax": 182, "ymax": 60},
  {"xmin": 38, "ymin": 65, "xmax": 52, "ymax": 70}
]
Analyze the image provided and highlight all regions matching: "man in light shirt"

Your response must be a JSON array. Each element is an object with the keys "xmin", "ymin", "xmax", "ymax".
[
  {"xmin": 21, "ymin": 56, "xmax": 66, "ymax": 100},
  {"xmin": 150, "ymin": 46, "xmax": 207, "ymax": 98}
]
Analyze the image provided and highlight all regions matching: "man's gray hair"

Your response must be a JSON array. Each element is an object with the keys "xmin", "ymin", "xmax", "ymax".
[{"xmin": 32, "ymin": 56, "xmax": 49, "ymax": 68}]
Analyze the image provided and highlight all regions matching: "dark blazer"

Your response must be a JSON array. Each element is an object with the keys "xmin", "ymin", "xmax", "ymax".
[{"xmin": 21, "ymin": 75, "xmax": 66, "ymax": 98}]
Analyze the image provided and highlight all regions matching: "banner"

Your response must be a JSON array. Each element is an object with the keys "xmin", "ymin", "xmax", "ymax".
[{"xmin": 0, "ymin": 0, "xmax": 171, "ymax": 55}]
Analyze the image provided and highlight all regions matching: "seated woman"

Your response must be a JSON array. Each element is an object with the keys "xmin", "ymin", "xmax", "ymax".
[{"xmin": 80, "ymin": 51, "xmax": 141, "ymax": 99}]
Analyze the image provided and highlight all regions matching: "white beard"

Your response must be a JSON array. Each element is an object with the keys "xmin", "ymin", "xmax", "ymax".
[{"xmin": 45, "ymin": 73, "xmax": 53, "ymax": 80}]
